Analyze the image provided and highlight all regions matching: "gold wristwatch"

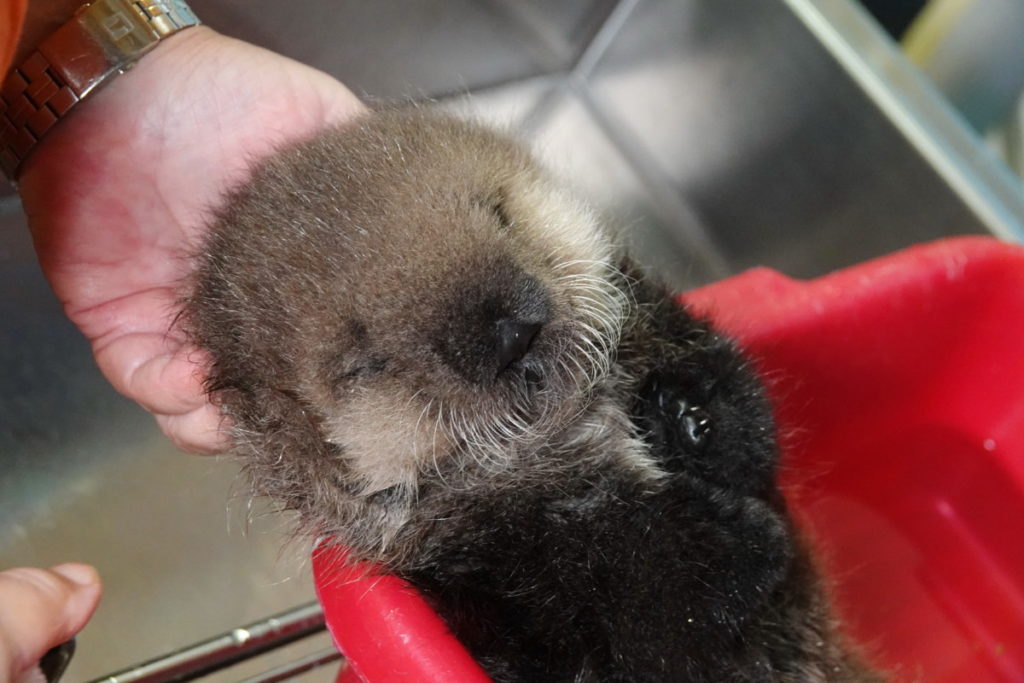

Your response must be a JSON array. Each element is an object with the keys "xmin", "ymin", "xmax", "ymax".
[{"xmin": 0, "ymin": 0, "xmax": 199, "ymax": 180}]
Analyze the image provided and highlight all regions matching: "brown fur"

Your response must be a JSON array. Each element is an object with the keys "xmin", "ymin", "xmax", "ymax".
[
  {"xmin": 187, "ymin": 109, "xmax": 632, "ymax": 562},
  {"xmin": 184, "ymin": 108, "xmax": 881, "ymax": 681}
]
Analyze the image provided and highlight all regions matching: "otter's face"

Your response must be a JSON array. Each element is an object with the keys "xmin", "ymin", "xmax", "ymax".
[{"xmin": 257, "ymin": 112, "xmax": 628, "ymax": 494}]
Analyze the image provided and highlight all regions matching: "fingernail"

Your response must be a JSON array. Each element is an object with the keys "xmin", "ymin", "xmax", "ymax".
[{"xmin": 50, "ymin": 563, "xmax": 99, "ymax": 587}]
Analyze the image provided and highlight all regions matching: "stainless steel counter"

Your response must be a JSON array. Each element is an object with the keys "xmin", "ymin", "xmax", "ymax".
[{"xmin": 2, "ymin": 1, "xmax": 1021, "ymax": 680}]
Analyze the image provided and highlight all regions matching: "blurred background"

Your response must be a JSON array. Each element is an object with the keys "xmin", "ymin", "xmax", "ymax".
[{"xmin": 1, "ymin": 0, "xmax": 1023, "ymax": 680}]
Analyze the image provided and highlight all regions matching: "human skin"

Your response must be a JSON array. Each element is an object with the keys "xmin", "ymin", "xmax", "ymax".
[
  {"xmin": 0, "ymin": 564, "xmax": 101, "ymax": 682},
  {"xmin": 15, "ymin": 24, "xmax": 366, "ymax": 453},
  {"xmin": 2, "ymin": 6, "xmax": 364, "ymax": 677}
]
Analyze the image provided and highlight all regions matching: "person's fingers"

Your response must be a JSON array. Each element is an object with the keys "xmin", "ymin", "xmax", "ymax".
[
  {"xmin": 76, "ymin": 285, "xmax": 200, "ymax": 411},
  {"xmin": 77, "ymin": 309, "xmax": 233, "ymax": 454},
  {"xmin": 94, "ymin": 335, "xmax": 210, "ymax": 416},
  {"xmin": 15, "ymin": 26, "xmax": 367, "ymax": 458},
  {"xmin": 127, "ymin": 346, "xmax": 209, "ymax": 415},
  {"xmin": 68, "ymin": 284, "xmax": 234, "ymax": 454},
  {"xmin": 0, "ymin": 565, "xmax": 101, "ymax": 680},
  {"xmin": 95, "ymin": 336, "xmax": 230, "ymax": 454},
  {"xmin": 156, "ymin": 403, "xmax": 231, "ymax": 455}
]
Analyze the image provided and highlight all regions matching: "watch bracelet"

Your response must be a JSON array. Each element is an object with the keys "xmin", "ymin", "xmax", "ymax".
[{"xmin": 0, "ymin": 0, "xmax": 199, "ymax": 180}]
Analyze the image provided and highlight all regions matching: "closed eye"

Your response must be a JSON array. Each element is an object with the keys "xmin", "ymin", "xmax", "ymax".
[
  {"xmin": 490, "ymin": 195, "xmax": 514, "ymax": 231},
  {"xmin": 474, "ymin": 190, "xmax": 514, "ymax": 231},
  {"xmin": 337, "ymin": 356, "xmax": 388, "ymax": 382},
  {"xmin": 327, "ymin": 355, "xmax": 389, "ymax": 395}
]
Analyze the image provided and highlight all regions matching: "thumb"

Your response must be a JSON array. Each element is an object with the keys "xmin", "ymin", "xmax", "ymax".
[{"xmin": 0, "ymin": 564, "xmax": 102, "ymax": 680}]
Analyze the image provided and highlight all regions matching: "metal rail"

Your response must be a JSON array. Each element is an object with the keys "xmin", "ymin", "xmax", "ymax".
[
  {"xmin": 87, "ymin": 602, "xmax": 328, "ymax": 683},
  {"xmin": 236, "ymin": 647, "xmax": 344, "ymax": 683}
]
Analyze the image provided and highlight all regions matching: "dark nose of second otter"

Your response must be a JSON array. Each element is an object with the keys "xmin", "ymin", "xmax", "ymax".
[{"xmin": 496, "ymin": 319, "xmax": 542, "ymax": 374}]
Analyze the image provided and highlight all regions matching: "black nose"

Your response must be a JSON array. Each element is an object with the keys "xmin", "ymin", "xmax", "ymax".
[{"xmin": 496, "ymin": 319, "xmax": 542, "ymax": 374}]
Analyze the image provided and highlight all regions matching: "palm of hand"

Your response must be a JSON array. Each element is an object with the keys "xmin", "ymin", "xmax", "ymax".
[{"xmin": 17, "ymin": 28, "xmax": 365, "ymax": 453}]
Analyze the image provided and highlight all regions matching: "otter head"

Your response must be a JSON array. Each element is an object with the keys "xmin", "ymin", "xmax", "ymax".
[{"xmin": 189, "ymin": 109, "xmax": 625, "ymax": 553}]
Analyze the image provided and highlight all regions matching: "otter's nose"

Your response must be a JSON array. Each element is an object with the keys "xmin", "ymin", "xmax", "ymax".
[{"xmin": 496, "ymin": 319, "xmax": 542, "ymax": 374}]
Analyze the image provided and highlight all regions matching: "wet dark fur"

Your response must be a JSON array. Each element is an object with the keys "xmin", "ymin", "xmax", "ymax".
[{"xmin": 185, "ymin": 109, "xmax": 881, "ymax": 681}]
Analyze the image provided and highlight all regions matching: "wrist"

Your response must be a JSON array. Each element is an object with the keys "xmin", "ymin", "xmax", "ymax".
[
  {"xmin": 17, "ymin": 24, "xmax": 215, "ymax": 183},
  {"xmin": 2, "ymin": 0, "xmax": 202, "ymax": 180}
]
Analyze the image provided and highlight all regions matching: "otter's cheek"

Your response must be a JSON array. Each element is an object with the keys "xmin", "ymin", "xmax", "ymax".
[
  {"xmin": 517, "ymin": 182, "xmax": 611, "ymax": 269},
  {"xmin": 323, "ymin": 393, "xmax": 448, "ymax": 495}
]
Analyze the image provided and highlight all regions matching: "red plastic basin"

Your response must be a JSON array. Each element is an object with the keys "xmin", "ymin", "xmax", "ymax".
[{"xmin": 314, "ymin": 237, "xmax": 1024, "ymax": 682}]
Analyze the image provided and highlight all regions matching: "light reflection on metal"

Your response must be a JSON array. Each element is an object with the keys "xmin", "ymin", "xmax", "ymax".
[{"xmin": 87, "ymin": 602, "xmax": 327, "ymax": 683}]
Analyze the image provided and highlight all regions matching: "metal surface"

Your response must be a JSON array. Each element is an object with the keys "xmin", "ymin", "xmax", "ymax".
[
  {"xmin": 903, "ymin": 0, "xmax": 1024, "ymax": 132},
  {"xmin": 196, "ymin": 0, "xmax": 616, "ymax": 100},
  {"xmin": 88, "ymin": 603, "xmax": 324, "ymax": 683},
  {"xmin": 785, "ymin": 0, "xmax": 1024, "ymax": 241},
  {"xmin": 584, "ymin": 0, "xmax": 1022, "ymax": 278},
  {"xmin": 236, "ymin": 648, "xmax": 343, "ymax": 683},
  {"xmin": 2, "ymin": 1, "xmax": 1023, "ymax": 681}
]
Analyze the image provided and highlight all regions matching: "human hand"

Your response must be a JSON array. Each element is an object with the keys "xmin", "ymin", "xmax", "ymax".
[
  {"xmin": 0, "ymin": 564, "xmax": 101, "ymax": 682},
  {"xmin": 16, "ymin": 27, "xmax": 366, "ymax": 453}
]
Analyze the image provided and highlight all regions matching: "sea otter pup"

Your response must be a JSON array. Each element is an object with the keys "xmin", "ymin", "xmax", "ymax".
[{"xmin": 185, "ymin": 109, "xmax": 880, "ymax": 681}]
